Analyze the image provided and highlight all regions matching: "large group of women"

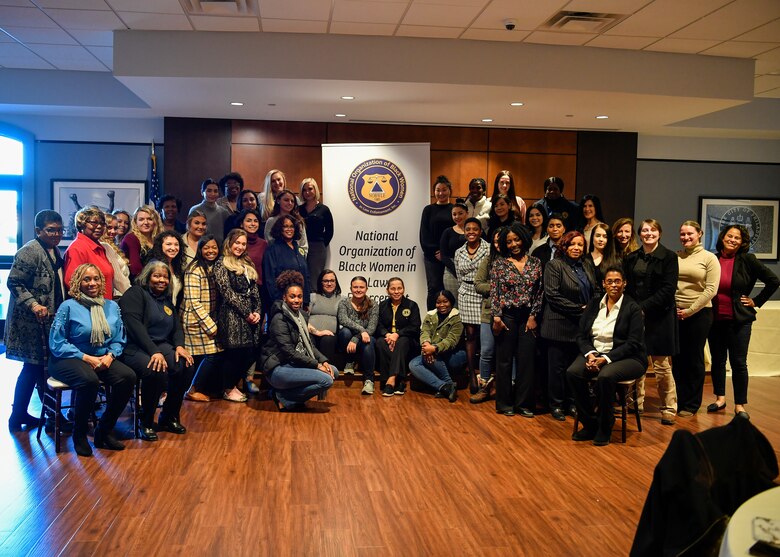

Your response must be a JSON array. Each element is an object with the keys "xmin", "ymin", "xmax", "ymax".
[{"xmin": 5, "ymin": 168, "xmax": 778, "ymax": 455}]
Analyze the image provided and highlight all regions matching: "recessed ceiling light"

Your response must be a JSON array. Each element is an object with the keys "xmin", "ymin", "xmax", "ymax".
[
  {"xmin": 230, "ymin": 102, "xmax": 244, "ymax": 106},
  {"xmin": 510, "ymin": 102, "xmax": 524, "ymax": 106},
  {"xmin": 335, "ymin": 113, "xmax": 347, "ymax": 118},
  {"xmin": 565, "ymin": 114, "xmax": 574, "ymax": 117},
  {"xmin": 595, "ymin": 115, "xmax": 609, "ymax": 119},
  {"xmin": 482, "ymin": 118, "xmax": 493, "ymax": 123},
  {"xmin": 341, "ymin": 96, "xmax": 355, "ymax": 100}
]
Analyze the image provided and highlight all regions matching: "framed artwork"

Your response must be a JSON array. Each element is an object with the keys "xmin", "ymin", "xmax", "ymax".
[
  {"xmin": 699, "ymin": 197, "xmax": 779, "ymax": 260},
  {"xmin": 52, "ymin": 180, "xmax": 146, "ymax": 244}
]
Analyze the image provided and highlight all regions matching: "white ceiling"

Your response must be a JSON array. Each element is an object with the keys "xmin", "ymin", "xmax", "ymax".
[{"xmin": 1, "ymin": 0, "xmax": 779, "ymax": 138}]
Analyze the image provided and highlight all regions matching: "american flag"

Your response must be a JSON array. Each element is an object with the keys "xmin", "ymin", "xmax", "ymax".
[{"xmin": 149, "ymin": 142, "xmax": 161, "ymax": 207}]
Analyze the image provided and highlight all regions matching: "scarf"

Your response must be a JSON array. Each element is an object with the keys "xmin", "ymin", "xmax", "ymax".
[
  {"xmin": 76, "ymin": 293, "xmax": 111, "ymax": 346},
  {"xmin": 281, "ymin": 302, "xmax": 317, "ymax": 361}
]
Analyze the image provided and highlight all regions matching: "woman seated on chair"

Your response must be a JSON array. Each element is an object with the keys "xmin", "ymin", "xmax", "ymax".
[
  {"xmin": 119, "ymin": 260, "xmax": 194, "ymax": 442},
  {"xmin": 408, "ymin": 290, "xmax": 467, "ymax": 402},
  {"xmin": 566, "ymin": 266, "xmax": 647, "ymax": 447},
  {"xmin": 48, "ymin": 263, "xmax": 136, "ymax": 457},
  {"xmin": 260, "ymin": 270, "xmax": 338, "ymax": 411}
]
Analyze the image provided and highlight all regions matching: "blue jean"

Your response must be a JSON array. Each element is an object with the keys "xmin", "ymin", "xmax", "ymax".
[
  {"xmin": 337, "ymin": 327, "xmax": 376, "ymax": 375},
  {"xmin": 479, "ymin": 323, "xmax": 494, "ymax": 381},
  {"xmin": 709, "ymin": 319, "xmax": 752, "ymax": 404},
  {"xmin": 266, "ymin": 363, "xmax": 338, "ymax": 406},
  {"xmin": 409, "ymin": 351, "xmax": 467, "ymax": 391}
]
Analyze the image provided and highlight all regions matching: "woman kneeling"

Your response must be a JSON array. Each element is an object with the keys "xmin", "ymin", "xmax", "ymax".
[
  {"xmin": 566, "ymin": 267, "xmax": 646, "ymax": 446},
  {"xmin": 409, "ymin": 290, "xmax": 467, "ymax": 402},
  {"xmin": 261, "ymin": 271, "xmax": 338, "ymax": 411}
]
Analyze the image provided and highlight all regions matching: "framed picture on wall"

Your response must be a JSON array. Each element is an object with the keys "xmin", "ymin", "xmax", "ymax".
[
  {"xmin": 52, "ymin": 180, "xmax": 146, "ymax": 244},
  {"xmin": 699, "ymin": 197, "xmax": 779, "ymax": 260}
]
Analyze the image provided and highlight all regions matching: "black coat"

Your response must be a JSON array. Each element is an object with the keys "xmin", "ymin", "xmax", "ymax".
[
  {"xmin": 576, "ymin": 294, "xmax": 647, "ymax": 367},
  {"xmin": 375, "ymin": 297, "xmax": 422, "ymax": 341},
  {"xmin": 213, "ymin": 260, "xmax": 262, "ymax": 350},
  {"xmin": 118, "ymin": 285, "xmax": 184, "ymax": 357},
  {"xmin": 260, "ymin": 303, "xmax": 328, "ymax": 372},
  {"xmin": 716, "ymin": 252, "xmax": 779, "ymax": 324},
  {"xmin": 623, "ymin": 244, "xmax": 679, "ymax": 355},
  {"xmin": 541, "ymin": 258, "xmax": 596, "ymax": 342}
]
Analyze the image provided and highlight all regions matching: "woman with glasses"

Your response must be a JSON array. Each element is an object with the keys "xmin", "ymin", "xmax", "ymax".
[
  {"xmin": 6, "ymin": 211, "xmax": 65, "ymax": 431},
  {"xmin": 64, "ymin": 206, "xmax": 115, "ymax": 299}
]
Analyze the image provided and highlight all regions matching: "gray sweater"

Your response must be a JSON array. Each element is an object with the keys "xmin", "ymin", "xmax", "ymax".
[{"xmin": 188, "ymin": 201, "xmax": 231, "ymax": 245}]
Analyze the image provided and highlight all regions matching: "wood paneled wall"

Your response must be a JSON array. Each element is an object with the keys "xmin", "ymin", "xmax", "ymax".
[{"xmin": 164, "ymin": 117, "xmax": 637, "ymax": 221}]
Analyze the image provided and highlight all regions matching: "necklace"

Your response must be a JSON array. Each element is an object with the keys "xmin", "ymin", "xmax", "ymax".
[{"xmin": 466, "ymin": 243, "xmax": 480, "ymax": 256}]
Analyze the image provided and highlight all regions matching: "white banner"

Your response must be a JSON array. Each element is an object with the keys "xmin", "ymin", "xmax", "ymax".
[{"xmin": 322, "ymin": 143, "xmax": 430, "ymax": 305}]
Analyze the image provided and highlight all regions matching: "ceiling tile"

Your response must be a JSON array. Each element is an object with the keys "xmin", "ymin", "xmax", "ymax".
[
  {"xmin": 26, "ymin": 43, "xmax": 107, "ymax": 70},
  {"xmin": 45, "ymin": 8, "xmax": 125, "ymax": 29},
  {"xmin": 260, "ymin": 19, "xmax": 328, "ymax": 33},
  {"xmin": 117, "ymin": 12, "xmax": 192, "ymax": 31},
  {"xmin": 36, "ymin": 0, "xmax": 109, "ymax": 8},
  {"xmin": 735, "ymin": 18, "xmax": 780, "ymax": 42},
  {"xmin": 755, "ymin": 59, "xmax": 780, "ymax": 75},
  {"xmin": 701, "ymin": 41, "xmax": 779, "ymax": 58},
  {"xmin": 754, "ymin": 74, "xmax": 780, "ymax": 92},
  {"xmin": 0, "ymin": 6, "xmax": 58, "ymax": 27},
  {"xmin": 396, "ymin": 25, "xmax": 462, "ymax": 38},
  {"xmin": 415, "ymin": 0, "xmax": 488, "ymax": 6},
  {"xmin": 644, "ymin": 37, "xmax": 721, "ymax": 54},
  {"xmin": 259, "ymin": 0, "xmax": 332, "ymax": 21},
  {"xmin": 333, "ymin": 0, "xmax": 406, "ymax": 25},
  {"xmin": 69, "ymin": 28, "xmax": 113, "ymax": 46},
  {"xmin": 756, "ymin": 45, "xmax": 780, "ymax": 62},
  {"xmin": 0, "ymin": 0, "xmax": 35, "ymax": 6},
  {"xmin": 190, "ymin": 15, "xmax": 260, "ymax": 32},
  {"xmin": 461, "ymin": 28, "xmax": 530, "ymax": 41},
  {"xmin": 329, "ymin": 21, "xmax": 396, "ymax": 36},
  {"xmin": 565, "ymin": 0, "xmax": 652, "ymax": 12},
  {"xmin": 2, "ymin": 26, "xmax": 78, "ymax": 44},
  {"xmin": 85, "ymin": 44, "xmax": 112, "ymax": 68},
  {"xmin": 0, "ymin": 43, "xmax": 53, "ymax": 68},
  {"xmin": 607, "ymin": 0, "xmax": 732, "ymax": 38},
  {"xmin": 524, "ymin": 30, "xmax": 597, "ymax": 46},
  {"xmin": 586, "ymin": 35, "xmax": 659, "ymax": 50},
  {"xmin": 106, "ymin": 0, "xmax": 184, "ymax": 14},
  {"xmin": 402, "ymin": 3, "xmax": 481, "ymax": 27},
  {"xmin": 671, "ymin": 0, "xmax": 780, "ymax": 41},
  {"xmin": 471, "ymin": 0, "xmax": 561, "ymax": 30}
]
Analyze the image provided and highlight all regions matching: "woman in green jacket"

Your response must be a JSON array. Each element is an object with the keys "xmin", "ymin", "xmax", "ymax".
[{"xmin": 408, "ymin": 290, "xmax": 467, "ymax": 402}]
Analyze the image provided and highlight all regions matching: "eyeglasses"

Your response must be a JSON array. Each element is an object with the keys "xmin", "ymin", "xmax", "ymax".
[
  {"xmin": 85, "ymin": 219, "xmax": 105, "ymax": 227},
  {"xmin": 42, "ymin": 227, "xmax": 64, "ymax": 235},
  {"xmin": 604, "ymin": 279, "xmax": 624, "ymax": 285}
]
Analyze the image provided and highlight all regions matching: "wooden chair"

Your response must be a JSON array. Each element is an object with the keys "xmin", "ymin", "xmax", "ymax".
[
  {"xmin": 572, "ymin": 376, "xmax": 643, "ymax": 443},
  {"xmin": 36, "ymin": 376, "xmax": 73, "ymax": 453}
]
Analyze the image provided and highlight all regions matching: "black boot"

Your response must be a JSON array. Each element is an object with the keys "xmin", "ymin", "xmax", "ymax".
[
  {"xmin": 8, "ymin": 412, "xmax": 41, "ymax": 431},
  {"xmin": 93, "ymin": 426, "xmax": 125, "ymax": 450},
  {"xmin": 72, "ymin": 434, "xmax": 93, "ymax": 457}
]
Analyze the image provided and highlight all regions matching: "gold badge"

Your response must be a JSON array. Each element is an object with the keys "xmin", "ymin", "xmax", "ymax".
[
  {"xmin": 164, "ymin": 306, "xmax": 173, "ymax": 316},
  {"xmin": 402, "ymin": 309, "xmax": 411, "ymax": 317}
]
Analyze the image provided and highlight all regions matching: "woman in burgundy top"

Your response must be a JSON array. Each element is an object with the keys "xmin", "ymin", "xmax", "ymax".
[{"xmin": 707, "ymin": 224, "xmax": 778, "ymax": 420}]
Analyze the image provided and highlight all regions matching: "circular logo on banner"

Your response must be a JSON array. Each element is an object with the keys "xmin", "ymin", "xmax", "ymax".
[
  {"xmin": 720, "ymin": 206, "xmax": 761, "ymax": 250},
  {"xmin": 348, "ymin": 159, "xmax": 406, "ymax": 216}
]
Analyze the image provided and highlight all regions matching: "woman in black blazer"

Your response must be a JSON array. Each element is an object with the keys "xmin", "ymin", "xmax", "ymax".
[
  {"xmin": 567, "ymin": 266, "xmax": 647, "ymax": 446},
  {"xmin": 374, "ymin": 277, "xmax": 422, "ymax": 395},
  {"xmin": 541, "ymin": 231, "xmax": 596, "ymax": 421},
  {"xmin": 623, "ymin": 218, "xmax": 679, "ymax": 425},
  {"xmin": 119, "ymin": 260, "xmax": 194, "ymax": 441},
  {"xmin": 707, "ymin": 224, "xmax": 779, "ymax": 420}
]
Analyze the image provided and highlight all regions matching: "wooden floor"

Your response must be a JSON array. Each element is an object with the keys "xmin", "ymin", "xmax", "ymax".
[{"xmin": 1, "ymin": 360, "xmax": 779, "ymax": 557}]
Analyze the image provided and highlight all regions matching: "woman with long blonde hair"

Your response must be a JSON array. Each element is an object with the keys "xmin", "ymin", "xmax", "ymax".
[
  {"xmin": 260, "ymin": 169, "xmax": 287, "ymax": 222},
  {"xmin": 121, "ymin": 204, "xmax": 163, "ymax": 278},
  {"xmin": 100, "ymin": 212, "xmax": 131, "ymax": 297}
]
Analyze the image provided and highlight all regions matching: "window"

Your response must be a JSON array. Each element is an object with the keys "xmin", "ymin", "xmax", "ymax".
[{"xmin": 0, "ymin": 135, "xmax": 23, "ymax": 321}]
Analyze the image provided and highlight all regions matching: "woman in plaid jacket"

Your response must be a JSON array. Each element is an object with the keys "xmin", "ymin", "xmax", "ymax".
[{"xmin": 182, "ymin": 234, "xmax": 223, "ymax": 402}]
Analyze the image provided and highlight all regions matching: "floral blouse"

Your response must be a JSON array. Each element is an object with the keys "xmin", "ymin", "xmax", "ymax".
[{"xmin": 489, "ymin": 255, "xmax": 544, "ymax": 317}]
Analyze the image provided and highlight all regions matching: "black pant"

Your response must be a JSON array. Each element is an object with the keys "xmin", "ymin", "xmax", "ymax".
[
  {"xmin": 375, "ymin": 336, "xmax": 416, "ymax": 382},
  {"xmin": 313, "ymin": 334, "xmax": 338, "ymax": 364},
  {"xmin": 567, "ymin": 356, "xmax": 645, "ymax": 437},
  {"xmin": 423, "ymin": 256, "xmax": 444, "ymax": 311},
  {"xmin": 673, "ymin": 308, "xmax": 713, "ymax": 413},
  {"xmin": 709, "ymin": 319, "xmax": 752, "ymax": 405},
  {"xmin": 222, "ymin": 348, "xmax": 256, "ymax": 391},
  {"xmin": 121, "ymin": 342, "xmax": 190, "ymax": 427},
  {"xmin": 11, "ymin": 362, "xmax": 44, "ymax": 419},
  {"xmin": 547, "ymin": 340, "xmax": 578, "ymax": 410},
  {"xmin": 48, "ymin": 356, "xmax": 136, "ymax": 436},
  {"xmin": 494, "ymin": 307, "xmax": 536, "ymax": 413}
]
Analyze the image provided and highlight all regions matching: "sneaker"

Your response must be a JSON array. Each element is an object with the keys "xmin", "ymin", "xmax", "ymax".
[
  {"xmin": 393, "ymin": 381, "xmax": 406, "ymax": 396},
  {"xmin": 344, "ymin": 362, "xmax": 355, "ymax": 376},
  {"xmin": 661, "ymin": 411, "xmax": 675, "ymax": 425},
  {"xmin": 245, "ymin": 376, "xmax": 260, "ymax": 394},
  {"xmin": 382, "ymin": 383, "xmax": 395, "ymax": 397},
  {"xmin": 469, "ymin": 378, "xmax": 492, "ymax": 404},
  {"xmin": 361, "ymin": 380, "xmax": 374, "ymax": 395}
]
